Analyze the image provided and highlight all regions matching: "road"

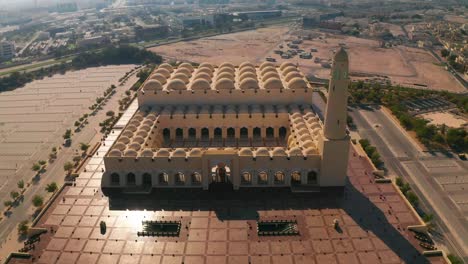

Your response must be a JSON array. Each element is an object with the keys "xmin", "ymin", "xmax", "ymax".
[{"xmin": 349, "ymin": 105, "xmax": 468, "ymax": 262}]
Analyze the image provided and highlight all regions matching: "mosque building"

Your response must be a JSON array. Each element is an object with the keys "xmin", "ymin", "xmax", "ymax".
[{"xmin": 101, "ymin": 48, "xmax": 350, "ymax": 192}]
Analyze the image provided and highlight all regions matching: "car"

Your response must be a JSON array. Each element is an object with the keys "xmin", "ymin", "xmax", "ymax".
[{"xmin": 266, "ymin": 57, "xmax": 276, "ymax": 62}]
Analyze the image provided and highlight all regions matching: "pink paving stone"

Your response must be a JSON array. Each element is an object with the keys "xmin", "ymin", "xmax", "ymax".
[
  {"xmin": 83, "ymin": 239, "xmax": 106, "ymax": 253},
  {"xmin": 305, "ymin": 209, "xmax": 322, "ymax": 216},
  {"xmin": 190, "ymin": 217, "xmax": 209, "ymax": 228},
  {"xmin": 140, "ymin": 255, "xmax": 162, "ymax": 264},
  {"xmin": 192, "ymin": 210, "xmax": 210, "ymax": 217},
  {"xmin": 109, "ymin": 227, "xmax": 131, "ymax": 240},
  {"xmin": 185, "ymin": 255, "xmax": 206, "ymax": 264},
  {"xmin": 98, "ymin": 216, "xmax": 117, "ymax": 227},
  {"xmin": 75, "ymin": 198, "xmax": 92, "ymax": 205},
  {"xmin": 249, "ymin": 241, "xmax": 270, "ymax": 254},
  {"xmin": 64, "ymin": 238, "xmax": 86, "ymax": 252},
  {"xmin": 312, "ymin": 240, "xmax": 334, "ymax": 254},
  {"xmin": 62, "ymin": 215, "xmax": 81, "ymax": 226},
  {"xmin": 89, "ymin": 227, "xmax": 110, "ymax": 239},
  {"xmin": 228, "ymin": 220, "xmax": 247, "ymax": 228},
  {"xmin": 55, "ymin": 226, "xmax": 74, "ymax": 238},
  {"xmin": 228, "ymin": 228, "xmax": 248, "ymax": 240},
  {"xmin": 271, "ymin": 255, "xmax": 294, "ymax": 264},
  {"xmin": 81, "ymin": 188, "xmax": 97, "ymax": 196},
  {"xmin": 209, "ymin": 228, "xmax": 227, "ymax": 241},
  {"xmin": 358, "ymin": 251, "xmax": 381, "ymax": 263},
  {"xmin": 294, "ymin": 255, "xmax": 317, "ymax": 264},
  {"xmin": 52, "ymin": 205, "xmax": 71, "ymax": 215},
  {"xmin": 336, "ymin": 252, "xmax": 359, "ymax": 264},
  {"xmin": 79, "ymin": 216, "xmax": 99, "ymax": 227},
  {"xmin": 102, "ymin": 240, "xmax": 125, "ymax": 254},
  {"xmin": 327, "ymin": 227, "xmax": 348, "ymax": 239},
  {"xmin": 332, "ymin": 239, "xmax": 354, "ymax": 253},
  {"xmin": 352, "ymin": 238, "xmax": 375, "ymax": 251},
  {"xmin": 72, "ymin": 227, "xmax": 92, "ymax": 239},
  {"xmin": 341, "ymin": 215, "xmax": 358, "ymax": 226},
  {"xmin": 250, "ymin": 256, "xmax": 271, "ymax": 264},
  {"xmin": 309, "ymin": 227, "xmax": 329, "ymax": 239},
  {"xmin": 228, "ymin": 241, "xmax": 249, "ymax": 255},
  {"xmin": 210, "ymin": 218, "xmax": 228, "ymax": 228},
  {"xmin": 91, "ymin": 198, "xmax": 108, "ymax": 206},
  {"xmin": 379, "ymin": 249, "xmax": 402, "ymax": 263},
  {"xmin": 37, "ymin": 250, "xmax": 60, "ymax": 264},
  {"xmin": 347, "ymin": 226, "xmax": 368, "ymax": 238},
  {"xmin": 315, "ymin": 253, "xmax": 338, "ymax": 264},
  {"xmin": 290, "ymin": 240, "xmax": 313, "ymax": 254},
  {"xmin": 87, "ymin": 179, "xmax": 102, "ymax": 187},
  {"xmin": 386, "ymin": 195, "xmax": 403, "ymax": 202},
  {"xmin": 75, "ymin": 179, "xmax": 89, "ymax": 187},
  {"xmin": 228, "ymin": 255, "xmax": 249, "ymax": 264},
  {"xmin": 161, "ymin": 255, "xmax": 184, "ymax": 264},
  {"xmin": 85, "ymin": 205, "xmax": 104, "ymax": 216},
  {"xmin": 69, "ymin": 205, "xmax": 87, "ymax": 215},
  {"xmin": 270, "ymin": 241, "xmax": 291, "ymax": 254},
  {"xmin": 76, "ymin": 253, "xmax": 99, "ymax": 264},
  {"xmin": 185, "ymin": 242, "xmax": 206, "ymax": 255},
  {"xmin": 118, "ymin": 254, "xmax": 141, "ymax": 264},
  {"xmin": 323, "ymin": 215, "xmax": 342, "ymax": 225},
  {"xmin": 122, "ymin": 241, "xmax": 145, "ymax": 254},
  {"xmin": 363, "ymin": 184, "xmax": 380, "ymax": 194},
  {"xmin": 98, "ymin": 254, "xmax": 120, "ymax": 264},
  {"xmin": 45, "ymin": 215, "xmax": 65, "ymax": 225},
  {"xmin": 66, "ymin": 187, "xmax": 83, "ymax": 196},
  {"xmin": 56, "ymin": 252, "xmax": 79, "ymax": 264},
  {"xmin": 396, "ymin": 212, "xmax": 416, "ymax": 223},
  {"xmin": 371, "ymin": 238, "xmax": 391, "ymax": 250},
  {"xmin": 164, "ymin": 241, "xmax": 186, "ymax": 254},
  {"xmin": 188, "ymin": 229, "xmax": 208, "ymax": 241},
  {"xmin": 306, "ymin": 215, "xmax": 324, "ymax": 226},
  {"xmin": 207, "ymin": 241, "xmax": 227, "ymax": 255},
  {"xmin": 142, "ymin": 241, "xmax": 165, "ymax": 254},
  {"xmin": 389, "ymin": 202, "xmax": 409, "ymax": 212},
  {"xmin": 46, "ymin": 238, "xmax": 68, "ymax": 251}
]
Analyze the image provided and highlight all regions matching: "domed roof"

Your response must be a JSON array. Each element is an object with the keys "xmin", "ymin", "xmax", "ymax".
[
  {"xmin": 304, "ymin": 112, "xmax": 315, "ymax": 119},
  {"xmin": 140, "ymin": 148, "xmax": 154, "ymax": 157},
  {"xmin": 295, "ymin": 123, "xmax": 307, "ymax": 130},
  {"xmin": 146, "ymin": 113, "xmax": 157, "ymax": 121},
  {"xmin": 129, "ymin": 119, "xmax": 141, "ymax": 127},
  {"xmin": 299, "ymin": 134, "xmax": 312, "ymax": 142},
  {"xmin": 239, "ymin": 72, "xmax": 257, "ymax": 82},
  {"xmin": 175, "ymin": 67, "xmax": 191, "ymax": 77},
  {"xmin": 196, "ymin": 67, "xmax": 213, "ymax": 77},
  {"xmin": 218, "ymin": 66, "xmax": 235, "ymax": 75},
  {"xmin": 288, "ymin": 77, "xmax": 307, "ymax": 89},
  {"xmin": 179, "ymin": 62, "xmax": 194, "ymax": 72},
  {"xmin": 117, "ymin": 136, "xmax": 130, "ymax": 144},
  {"xmin": 189, "ymin": 148, "xmax": 202, "ymax": 157},
  {"xmin": 142, "ymin": 119, "xmax": 153, "ymax": 126},
  {"xmin": 144, "ymin": 80, "xmax": 163, "ymax": 91},
  {"xmin": 239, "ymin": 148, "xmax": 253, "ymax": 156},
  {"xmin": 263, "ymin": 78, "xmax": 283, "ymax": 89},
  {"xmin": 124, "ymin": 149, "xmax": 138, "ymax": 157},
  {"xmin": 194, "ymin": 72, "xmax": 212, "ymax": 83},
  {"xmin": 239, "ymin": 78, "xmax": 259, "ymax": 89},
  {"xmin": 215, "ymin": 78, "xmax": 235, "ymax": 90},
  {"xmin": 108, "ymin": 149, "xmax": 122, "ymax": 157},
  {"xmin": 190, "ymin": 79, "xmax": 211, "ymax": 90},
  {"xmin": 219, "ymin": 62, "xmax": 234, "ymax": 69},
  {"xmin": 172, "ymin": 73, "xmax": 190, "ymax": 84},
  {"xmin": 303, "ymin": 147, "xmax": 317, "ymax": 155},
  {"xmin": 122, "ymin": 130, "xmax": 133, "ymax": 138},
  {"xmin": 272, "ymin": 147, "xmax": 287, "ymax": 156},
  {"xmin": 129, "ymin": 142, "xmax": 141, "ymax": 151},
  {"xmin": 280, "ymin": 62, "xmax": 296, "ymax": 71},
  {"xmin": 216, "ymin": 72, "xmax": 234, "ymax": 81},
  {"xmin": 260, "ymin": 66, "xmax": 277, "ymax": 76},
  {"xmin": 302, "ymin": 140, "xmax": 315, "ymax": 148},
  {"xmin": 284, "ymin": 71, "xmax": 302, "ymax": 82},
  {"xmin": 259, "ymin": 61, "xmax": 275, "ymax": 70},
  {"xmin": 261, "ymin": 71, "xmax": 280, "ymax": 82},
  {"xmin": 288, "ymin": 147, "xmax": 303, "ymax": 156},
  {"xmin": 282, "ymin": 66, "xmax": 298, "ymax": 76},
  {"xmin": 167, "ymin": 79, "xmax": 187, "ymax": 90},
  {"xmin": 136, "ymin": 130, "xmax": 148, "ymax": 138},
  {"xmin": 255, "ymin": 147, "xmax": 270, "ymax": 157},
  {"xmin": 159, "ymin": 63, "xmax": 174, "ymax": 72},
  {"xmin": 149, "ymin": 73, "xmax": 167, "ymax": 84},
  {"xmin": 140, "ymin": 125, "xmax": 151, "ymax": 132},
  {"xmin": 154, "ymin": 68, "xmax": 171, "ymax": 78},
  {"xmin": 199, "ymin": 62, "xmax": 214, "ymax": 71},
  {"xmin": 239, "ymin": 66, "xmax": 256, "ymax": 76},
  {"xmin": 133, "ymin": 114, "xmax": 144, "ymax": 121},
  {"xmin": 239, "ymin": 61, "xmax": 254, "ymax": 68},
  {"xmin": 126, "ymin": 125, "xmax": 137, "ymax": 132},
  {"xmin": 297, "ymin": 128, "xmax": 309, "ymax": 136},
  {"xmin": 156, "ymin": 149, "xmax": 171, "ymax": 157},
  {"xmin": 172, "ymin": 148, "xmax": 186, "ymax": 157},
  {"xmin": 133, "ymin": 136, "xmax": 145, "ymax": 144}
]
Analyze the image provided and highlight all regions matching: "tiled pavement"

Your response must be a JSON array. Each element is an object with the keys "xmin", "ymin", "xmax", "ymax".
[{"xmin": 7, "ymin": 101, "xmax": 446, "ymax": 264}]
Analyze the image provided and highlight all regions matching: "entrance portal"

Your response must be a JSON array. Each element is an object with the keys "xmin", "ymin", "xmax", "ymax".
[{"xmin": 209, "ymin": 162, "xmax": 233, "ymax": 192}]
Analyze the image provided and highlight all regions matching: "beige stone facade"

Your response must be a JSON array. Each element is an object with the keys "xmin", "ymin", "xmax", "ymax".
[{"xmin": 102, "ymin": 50, "xmax": 350, "ymax": 192}]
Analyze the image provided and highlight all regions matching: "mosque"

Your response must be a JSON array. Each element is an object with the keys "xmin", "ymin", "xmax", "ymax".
[{"xmin": 101, "ymin": 48, "xmax": 350, "ymax": 192}]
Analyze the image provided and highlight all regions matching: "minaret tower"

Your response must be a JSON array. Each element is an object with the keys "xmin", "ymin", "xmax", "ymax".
[{"xmin": 318, "ymin": 47, "xmax": 350, "ymax": 187}]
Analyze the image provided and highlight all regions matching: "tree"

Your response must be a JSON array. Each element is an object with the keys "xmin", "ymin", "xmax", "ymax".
[
  {"xmin": 406, "ymin": 191, "xmax": 419, "ymax": 206},
  {"xmin": 45, "ymin": 182, "xmax": 58, "ymax": 193},
  {"xmin": 4, "ymin": 200, "xmax": 13, "ymax": 207},
  {"xmin": 395, "ymin": 177, "xmax": 403, "ymax": 187},
  {"xmin": 32, "ymin": 195, "xmax": 44, "ymax": 208},
  {"xmin": 63, "ymin": 129, "xmax": 72, "ymax": 139},
  {"xmin": 64, "ymin": 162, "xmax": 74, "ymax": 174},
  {"xmin": 31, "ymin": 163, "xmax": 41, "ymax": 172},
  {"xmin": 38, "ymin": 160, "xmax": 46, "ymax": 166},
  {"xmin": 17, "ymin": 180, "xmax": 24, "ymax": 189},
  {"xmin": 18, "ymin": 220, "xmax": 29, "ymax": 236},
  {"xmin": 106, "ymin": 110, "xmax": 115, "ymax": 117},
  {"xmin": 80, "ymin": 143, "xmax": 90, "ymax": 152},
  {"xmin": 440, "ymin": 49, "xmax": 449, "ymax": 57},
  {"xmin": 10, "ymin": 191, "xmax": 19, "ymax": 200},
  {"xmin": 400, "ymin": 183, "xmax": 411, "ymax": 195},
  {"xmin": 447, "ymin": 254, "xmax": 463, "ymax": 264}
]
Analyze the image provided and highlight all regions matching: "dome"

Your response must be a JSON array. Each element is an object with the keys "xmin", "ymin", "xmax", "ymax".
[
  {"xmin": 140, "ymin": 149, "xmax": 154, "ymax": 157},
  {"xmin": 158, "ymin": 63, "xmax": 174, "ymax": 72},
  {"xmin": 175, "ymin": 67, "xmax": 191, "ymax": 77},
  {"xmin": 142, "ymin": 119, "xmax": 153, "ymax": 126},
  {"xmin": 172, "ymin": 73, "xmax": 190, "ymax": 84},
  {"xmin": 172, "ymin": 148, "xmax": 186, "ymax": 157},
  {"xmin": 144, "ymin": 80, "xmax": 163, "ymax": 91},
  {"xmin": 108, "ymin": 149, "xmax": 122, "ymax": 157},
  {"xmin": 154, "ymin": 68, "xmax": 171, "ymax": 78},
  {"xmin": 288, "ymin": 147, "xmax": 303, "ymax": 156},
  {"xmin": 272, "ymin": 147, "xmax": 287, "ymax": 156},
  {"xmin": 156, "ymin": 149, "xmax": 171, "ymax": 157},
  {"xmin": 297, "ymin": 128, "xmax": 309, "ymax": 136},
  {"xmin": 303, "ymin": 147, "xmax": 317, "ymax": 155},
  {"xmin": 259, "ymin": 61, "xmax": 275, "ymax": 71},
  {"xmin": 261, "ymin": 72, "xmax": 280, "ymax": 82},
  {"xmin": 194, "ymin": 72, "xmax": 212, "ymax": 83},
  {"xmin": 140, "ymin": 125, "xmax": 151, "ymax": 132},
  {"xmin": 122, "ymin": 130, "xmax": 133, "ymax": 138},
  {"xmin": 133, "ymin": 115, "xmax": 144, "ymax": 121},
  {"xmin": 260, "ymin": 66, "xmax": 277, "ymax": 76},
  {"xmin": 199, "ymin": 62, "xmax": 214, "ymax": 71},
  {"xmin": 282, "ymin": 66, "xmax": 298, "ymax": 76},
  {"xmin": 299, "ymin": 134, "xmax": 312, "ymax": 142},
  {"xmin": 149, "ymin": 73, "xmax": 167, "ymax": 84},
  {"xmin": 304, "ymin": 112, "xmax": 315, "ymax": 119},
  {"xmin": 219, "ymin": 62, "xmax": 234, "ymax": 69},
  {"xmin": 117, "ymin": 136, "xmax": 130, "ymax": 144},
  {"xmin": 129, "ymin": 120, "xmax": 141, "ymax": 127},
  {"xmin": 239, "ymin": 72, "xmax": 257, "ymax": 82},
  {"xmin": 284, "ymin": 71, "xmax": 302, "ymax": 82},
  {"xmin": 146, "ymin": 114, "xmax": 157, "ymax": 121},
  {"xmin": 239, "ymin": 78, "xmax": 259, "ymax": 89},
  {"xmin": 280, "ymin": 62, "xmax": 296, "ymax": 71},
  {"xmin": 196, "ymin": 67, "xmax": 213, "ymax": 77},
  {"xmin": 133, "ymin": 136, "xmax": 145, "ymax": 144},
  {"xmin": 239, "ymin": 148, "xmax": 253, "ymax": 156},
  {"xmin": 178, "ymin": 62, "xmax": 194, "ymax": 72},
  {"xmin": 124, "ymin": 149, "xmax": 138, "ymax": 157},
  {"xmin": 239, "ymin": 66, "xmax": 256, "ymax": 76},
  {"xmin": 288, "ymin": 77, "xmax": 308, "ymax": 89},
  {"xmin": 263, "ymin": 78, "xmax": 283, "ymax": 89},
  {"xmin": 167, "ymin": 79, "xmax": 187, "ymax": 90},
  {"xmin": 129, "ymin": 142, "xmax": 141, "ymax": 151},
  {"xmin": 126, "ymin": 125, "xmax": 137, "ymax": 132},
  {"xmin": 239, "ymin": 61, "xmax": 254, "ymax": 68},
  {"xmin": 136, "ymin": 130, "xmax": 148, "ymax": 138},
  {"xmin": 215, "ymin": 78, "xmax": 235, "ymax": 90},
  {"xmin": 291, "ymin": 112, "xmax": 302, "ymax": 118},
  {"xmin": 188, "ymin": 148, "xmax": 202, "ymax": 157},
  {"xmin": 190, "ymin": 79, "xmax": 211, "ymax": 90},
  {"xmin": 216, "ymin": 72, "xmax": 234, "ymax": 81},
  {"xmin": 218, "ymin": 66, "xmax": 235, "ymax": 75},
  {"xmin": 255, "ymin": 147, "xmax": 270, "ymax": 157},
  {"xmin": 296, "ymin": 123, "xmax": 307, "ymax": 130},
  {"xmin": 302, "ymin": 140, "xmax": 314, "ymax": 148}
]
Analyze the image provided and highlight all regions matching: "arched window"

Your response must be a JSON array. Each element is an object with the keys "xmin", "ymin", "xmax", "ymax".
[
  {"xmin": 158, "ymin": 173, "xmax": 169, "ymax": 185},
  {"xmin": 258, "ymin": 171, "xmax": 268, "ymax": 185},
  {"xmin": 175, "ymin": 128, "xmax": 183, "ymax": 139},
  {"xmin": 274, "ymin": 171, "xmax": 285, "ymax": 184},
  {"xmin": 111, "ymin": 173, "xmax": 120, "ymax": 185},
  {"xmin": 191, "ymin": 172, "xmax": 202, "ymax": 185},
  {"xmin": 214, "ymin": 127, "xmax": 222, "ymax": 139},
  {"xmin": 127, "ymin": 173, "xmax": 136, "ymax": 185},
  {"xmin": 201, "ymin": 128, "xmax": 209, "ymax": 140},
  {"xmin": 142, "ymin": 173, "xmax": 152, "ymax": 187},
  {"xmin": 227, "ymin": 127, "xmax": 235, "ymax": 138},
  {"xmin": 188, "ymin": 128, "xmax": 196, "ymax": 139},
  {"xmin": 175, "ymin": 172, "xmax": 185, "ymax": 185},
  {"xmin": 253, "ymin": 127, "xmax": 261, "ymax": 139},
  {"xmin": 266, "ymin": 127, "xmax": 274, "ymax": 138},
  {"xmin": 163, "ymin": 128, "xmax": 171, "ymax": 139},
  {"xmin": 279, "ymin": 127, "xmax": 287, "ymax": 139},
  {"xmin": 307, "ymin": 171, "xmax": 318, "ymax": 185},
  {"xmin": 240, "ymin": 127, "xmax": 248, "ymax": 139},
  {"xmin": 291, "ymin": 171, "xmax": 301, "ymax": 185},
  {"xmin": 241, "ymin": 172, "xmax": 252, "ymax": 184}
]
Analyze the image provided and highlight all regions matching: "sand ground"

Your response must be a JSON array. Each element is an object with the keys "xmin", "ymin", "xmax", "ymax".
[{"xmin": 420, "ymin": 112, "xmax": 467, "ymax": 128}]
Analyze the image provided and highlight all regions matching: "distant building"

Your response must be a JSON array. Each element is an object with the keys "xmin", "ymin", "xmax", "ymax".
[
  {"xmin": 231, "ymin": 10, "xmax": 281, "ymax": 20},
  {"xmin": 37, "ymin": 31, "xmax": 51, "ymax": 41},
  {"xmin": 135, "ymin": 25, "xmax": 169, "ymax": 41},
  {"xmin": 0, "ymin": 41, "xmax": 15, "ymax": 60},
  {"xmin": 182, "ymin": 15, "xmax": 215, "ymax": 28},
  {"xmin": 77, "ymin": 35, "xmax": 106, "ymax": 48}
]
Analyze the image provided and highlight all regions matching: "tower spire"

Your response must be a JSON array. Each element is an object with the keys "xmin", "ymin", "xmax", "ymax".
[{"xmin": 323, "ymin": 47, "xmax": 349, "ymax": 140}]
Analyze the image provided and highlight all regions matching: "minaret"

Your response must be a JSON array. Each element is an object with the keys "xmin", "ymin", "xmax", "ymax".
[
  {"xmin": 318, "ymin": 47, "xmax": 350, "ymax": 188},
  {"xmin": 323, "ymin": 47, "xmax": 349, "ymax": 140}
]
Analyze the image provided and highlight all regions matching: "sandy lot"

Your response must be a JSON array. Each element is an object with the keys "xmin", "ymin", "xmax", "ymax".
[
  {"xmin": 420, "ymin": 112, "xmax": 467, "ymax": 128},
  {"xmin": 0, "ymin": 65, "xmax": 135, "ymax": 190}
]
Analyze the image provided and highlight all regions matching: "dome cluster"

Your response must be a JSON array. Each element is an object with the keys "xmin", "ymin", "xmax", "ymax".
[{"xmin": 286, "ymin": 106, "xmax": 322, "ymax": 155}]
